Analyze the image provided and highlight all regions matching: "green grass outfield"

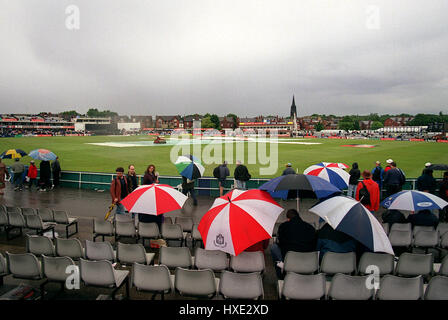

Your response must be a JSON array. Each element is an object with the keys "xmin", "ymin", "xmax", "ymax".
[{"xmin": 1, "ymin": 135, "xmax": 447, "ymax": 179}]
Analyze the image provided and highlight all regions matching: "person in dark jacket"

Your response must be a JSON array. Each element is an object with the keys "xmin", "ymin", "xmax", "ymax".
[
  {"xmin": 233, "ymin": 160, "xmax": 251, "ymax": 190},
  {"xmin": 39, "ymin": 160, "xmax": 52, "ymax": 191},
  {"xmin": 416, "ymin": 169, "xmax": 437, "ymax": 194},
  {"xmin": 383, "ymin": 161, "xmax": 405, "ymax": 197},
  {"xmin": 126, "ymin": 164, "xmax": 139, "ymax": 192},
  {"xmin": 51, "ymin": 156, "xmax": 61, "ymax": 189},
  {"xmin": 381, "ymin": 209, "xmax": 407, "ymax": 227},
  {"xmin": 371, "ymin": 161, "xmax": 384, "ymax": 197},
  {"xmin": 215, "ymin": 161, "xmax": 230, "ymax": 197},
  {"xmin": 407, "ymin": 209, "xmax": 438, "ymax": 228},
  {"xmin": 439, "ymin": 171, "xmax": 448, "ymax": 222},
  {"xmin": 347, "ymin": 162, "xmax": 360, "ymax": 198},
  {"xmin": 110, "ymin": 167, "xmax": 129, "ymax": 216},
  {"xmin": 282, "ymin": 163, "xmax": 295, "ymax": 175},
  {"xmin": 139, "ymin": 164, "xmax": 163, "ymax": 225},
  {"xmin": 182, "ymin": 176, "xmax": 197, "ymax": 206},
  {"xmin": 316, "ymin": 223, "xmax": 357, "ymax": 264},
  {"xmin": 271, "ymin": 209, "xmax": 316, "ymax": 278}
]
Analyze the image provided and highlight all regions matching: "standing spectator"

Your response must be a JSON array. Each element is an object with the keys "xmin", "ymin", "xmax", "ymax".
[
  {"xmin": 282, "ymin": 163, "xmax": 295, "ymax": 175},
  {"xmin": 383, "ymin": 161, "xmax": 405, "ymax": 197},
  {"xmin": 182, "ymin": 176, "xmax": 198, "ymax": 206},
  {"xmin": 422, "ymin": 162, "xmax": 432, "ymax": 175},
  {"xmin": 11, "ymin": 158, "xmax": 25, "ymax": 191},
  {"xmin": 126, "ymin": 164, "xmax": 139, "ymax": 191},
  {"xmin": 110, "ymin": 167, "xmax": 129, "ymax": 216},
  {"xmin": 233, "ymin": 160, "xmax": 251, "ymax": 190},
  {"xmin": 371, "ymin": 161, "xmax": 384, "ymax": 193},
  {"xmin": 384, "ymin": 159, "xmax": 393, "ymax": 172},
  {"xmin": 143, "ymin": 164, "xmax": 159, "ymax": 185},
  {"xmin": 270, "ymin": 209, "xmax": 316, "ymax": 278},
  {"xmin": 39, "ymin": 160, "xmax": 52, "ymax": 191},
  {"xmin": 438, "ymin": 172, "xmax": 448, "ymax": 222},
  {"xmin": 416, "ymin": 169, "xmax": 437, "ymax": 194},
  {"xmin": 347, "ymin": 163, "xmax": 360, "ymax": 198},
  {"xmin": 356, "ymin": 170, "xmax": 380, "ymax": 213},
  {"xmin": 26, "ymin": 160, "xmax": 38, "ymax": 190},
  {"xmin": 213, "ymin": 161, "xmax": 230, "ymax": 197},
  {"xmin": 316, "ymin": 223, "xmax": 357, "ymax": 264},
  {"xmin": 51, "ymin": 156, "xmax": 61, "ymax": 189},
  {"xmin": 0, "ymin": 158, "xmax": 10, "ymax": 195}
]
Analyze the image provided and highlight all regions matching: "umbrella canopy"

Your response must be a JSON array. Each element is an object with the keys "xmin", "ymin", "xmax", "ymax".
[
  {"xmin": 259, "ymin": 174, "xmax": 341, "ymax": 199},
  {"xmin": 198, "ymin": 189, "xmax": 283, "ymax": 256},
  {"xmin": 381, "ymin": 190, "xmax": 448, "ymax": 212},
  {"xmin": 174, "ymin": 155, "xmax": 205, "ymax": 180},
  {"xmin": 427, "ymin": 164, "xmax": 448, "ymax": 171},
  {"xmin": 304, "ymin": 165, "xmax": 350, "ymax": 189},
  {"xmin": 28, "ymin": 149, "xmax": 57, "ymax": 161},
  {"xmin": 120, "ymin": 184, "xmax": 188, "ymax": 215},
  {"xmin": 319, "ymin": 162, "xmax": 349, "ymax": 169},
  {"xmin": 309, "ymin": 196, "xmax": 394, "ymax": 255},
  {"xmin": 0, "ymin": 149, "xmax": 27, "ymax": 159}
]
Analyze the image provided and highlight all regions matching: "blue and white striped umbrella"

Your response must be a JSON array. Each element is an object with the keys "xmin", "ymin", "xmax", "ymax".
[
  {"xmin": 310, "ymin": 196, "xmax": 394, "ymax": 255},
  {"xmin": 381, "ymin": 190, "xmax": 448, "ymax": 212}
]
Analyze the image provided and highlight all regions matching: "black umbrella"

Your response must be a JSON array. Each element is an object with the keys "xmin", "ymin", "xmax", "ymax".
[{"xmin": 428, "ymin": 164, "xmax": 448, "ymax": 171}]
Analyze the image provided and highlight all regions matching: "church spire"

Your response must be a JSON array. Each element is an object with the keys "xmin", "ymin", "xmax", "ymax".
[{"xmin": 290, "ymin": 95, "xmax": 297, "ymax": 119}]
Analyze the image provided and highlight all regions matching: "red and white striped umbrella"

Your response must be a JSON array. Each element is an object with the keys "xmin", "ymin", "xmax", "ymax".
[
  {"xmin": 304, "ymin": 164, "xmax": 350, "ymax": 189},
  {"xmin": 198, "ymin": 189, "xmax": 284, "ymax": 256},
  {"xmin": 320, "ymin": 162, "xmax": 349, "ymax": 169},
  {"xmin": 120, "ymin": 184, "xmax": 188, "ymax": 215}
]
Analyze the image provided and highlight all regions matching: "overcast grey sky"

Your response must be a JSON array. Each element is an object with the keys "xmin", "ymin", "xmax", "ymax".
[{"xmin": 1, "ymin": 0, "xmax": 447, "ymax": 117}]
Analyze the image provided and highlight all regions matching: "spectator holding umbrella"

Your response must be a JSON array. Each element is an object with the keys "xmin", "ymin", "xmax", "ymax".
[
  {"xmin": 39, "ymin": 160, "xmax": 52, "ymax": 191},
  {"xmin": 356, "ymin": 170, "xmax": 380, "ymax": 213},
  {"xmin": 316, "ymin": 223, "xmax": 357, "ymax": 264},
  {"xmin": 110, "ymin": 167, "xmax": 129, "ymax": 216},
  {"xmin": 408, "ymin": 209, "xmax": 438, "ymax": 228},
  {"xmin": 51, "ymin": 156, "xmax": 61, "ymax": 189},
  {"xmin": 181, "ymin": 176, "xmax": 198, "ymax": 206},
  {"xmin": 139, "ymin": 164, "xmax": 163, "ymax": 225},
  {"xmin": 347, "ymin": 162, "xmax": 360, "ymax": 198}
]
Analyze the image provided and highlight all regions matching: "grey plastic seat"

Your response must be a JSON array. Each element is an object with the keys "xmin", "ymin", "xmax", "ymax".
[
  {"xmin": 272, "ymin": 222, "xmax": 281, "ymax": 237},
  {"xmin": 192, "ymin": 224, "xmax": 203, "ymax": 248},
  {"xmin": 6, "ymin": 206, "xmax": 22, "ymax": 214},
  {"xmin": 194, "ymin": 248, "xmax": 229, "ymax": 272},
  {"xmin": 85, "ymin": 240, "xmax": 116, "ymax": 262},
  {"xmin": 175, "ymin": 217, "xmax": 194, "ymax": 233},
  {"xmin": 413, "ymin": 230, "xmax": 439, "ymax": 251},
  {"xmin": 320, "ymin": 252, "xmax": 356, "ymax": 276},
  {"xmin": 37, "ymin": 208, "xmax": 55, "ymax": 222},
  {"xmin": 159, "ymin": 246, "xmax": 192, "ymax": 269},
  {"xmin": 382, "ymin": 223, "xmax": 390, "ymax": 235},
  {"xmin": 358, "ymin": 252, "xmax": 394, "ymax": 276},
  {"xmin": 55, "ymin": 238, "xmax": 85, "ymax": 260},
  {"xmin": 437, "ymin": 223, "xmax": 448, "ymax": 238},
  {"xmin": 117, "ymin": 242, "xmax": 154, "ymax": 265},
  {"xmin": 389, "ymin": 230, "xmax": 412, "ymax": 247},
  {"xmin": 25, "ymin": 214, "xmax": 56, "ymax": 238},
  {"xmin": 6, "ymin": 210, "xmax": 26, "ymax": 240},
  {"xmin": 439, "ymin": 232, "xmax": 448, "ymax": 249},
  {"xmin": 115, "ymin": 220, "xmax": 137, "ymax": 242},
  {"xmin": 0, "ymin": 253, "xmax": 8, "ymax": 286},
  {"xmin": 413, "ymin": 225, "xmax": 435, "ymax": 236},
  {"xmin": 328, "ymin": 273, "xmax": 374, "ymax": 300},
  {"xmin": 395, "ymin": 253, "xmax": 433, "ymax": 279},
  {"xmin": 53, "ymin": 210, "xmax": 78, "ymax": 238},
  {"xmin": 80, "ymin": 258, "xmax": 129, "ymax": 300},
  {"xmin": 437, "ymin": 255, "xmax": 448, "ymax": 276},
  {"xmin": 230, "ymin": 251, "xmax": 265, "ymax": 273},
  {"xmin": 174, "ymin": 267, "xmax": 217, "ymax": 299},
  {"xmin": 6, "ymin": 252, "xmax": 43, "ymax": 280},
  {"xmin": 161, "ymin": 223, "xmax": 184, "ymax": 246},
  {"xmin": 424, "ymin": 275, "xmax": 448, "ymax": 300},
  {"xmin": 93, "ymin": 219, "xmax": 114, "ymax": 241},
  {"xmin": 26, "ymin": 235, "xmax": 55, "ymax": 256},
  {"xmin": 219, "ymin": 271, "xmax": 263, "ymax": 299},
  {"xmin": 41, "ymin": 255, "xmax": 76, "ymax": 299},
  {"xmin": 131, "ymin": 263, "xmax": 172, "ymax": 300},
  {"xmin": 278, "ymin": 273, "xmax": 326, "ymax": 300},
  {"xmin": 21, "ymin": 207, "xmax": 37, "ymax": 216},
  {"xmin": 390, "ymin": 223, "xmax": 412, "ymax": 232},
  {"xmin": 376, "ymin": 275, "xmax": 423, "ymax": 300},
  {"xmin": 283, "ymin": 251, "xmax": 319, "ymax": 274},
  {"xmin": 0, "ymin": 209, "xmax": 8, "ymax": 231},
  {"xmin": 163, "ymin": 217, "xmax": 173, "ymax": 224},
  {"xmin": 138, "ymin": 222, "xmax": 160, "ymax": 246}
]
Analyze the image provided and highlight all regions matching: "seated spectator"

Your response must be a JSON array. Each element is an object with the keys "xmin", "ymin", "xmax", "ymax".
[
  {"xmin": 270, "ymin": 209, "xmax": 316, "ymax": 278},
  {"xmin": 138, "ymin": 213, "xmax": 163, "ymax": 230},
  {"xmin": 316, "ymin": 223, "xmax": 357, "ymax": 263},
  {"xmin": 407, "ymin": 209, "xmax": 438, "ymax": 228},
  {"xmin": 381, "ymin": 209, "xmax": 407, "ymax": 226}
]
